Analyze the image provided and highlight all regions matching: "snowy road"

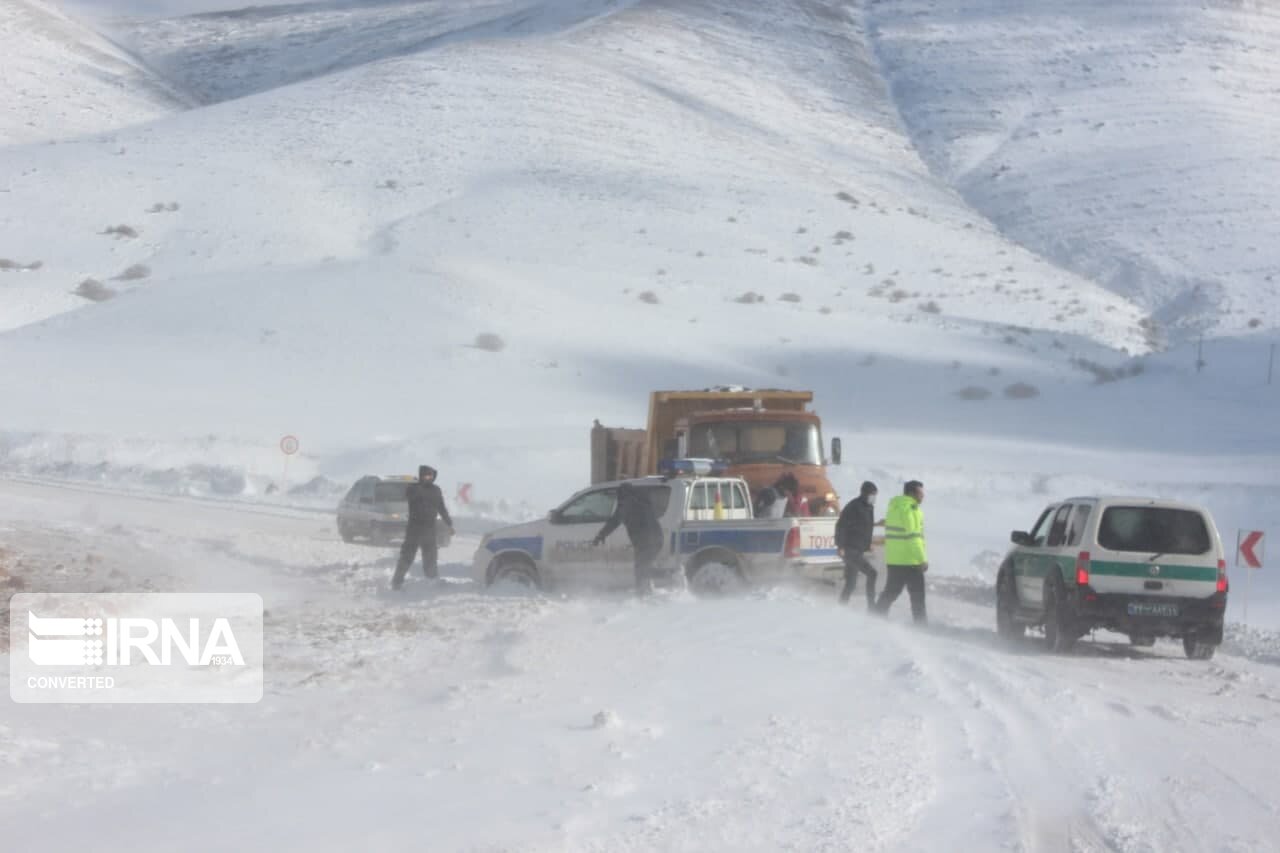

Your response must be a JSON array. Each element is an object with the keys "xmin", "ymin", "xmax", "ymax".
[{"xmin": 3, "ymin": 480, "xmax": 1280, "ymax": 851}]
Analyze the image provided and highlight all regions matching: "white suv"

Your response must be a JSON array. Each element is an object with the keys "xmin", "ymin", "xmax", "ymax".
[{"xmin": 996, "ymin": 497, "xmax": 1228, "ymax": 659}]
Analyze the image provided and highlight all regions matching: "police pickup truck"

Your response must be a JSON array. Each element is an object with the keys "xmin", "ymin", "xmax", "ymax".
[{"xmin": 471, "ymin": 464, "xmax": 841, "ymax": 594}]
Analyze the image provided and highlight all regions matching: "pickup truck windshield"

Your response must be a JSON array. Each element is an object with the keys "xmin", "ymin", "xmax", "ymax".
[{"xmin": 689, "ymin": 422, "xmax": 822, "ymax": 466}]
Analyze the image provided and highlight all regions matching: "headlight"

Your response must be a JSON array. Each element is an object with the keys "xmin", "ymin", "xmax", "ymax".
[{"xmin": 389, "ymin": 513, "xmax": 401, "ymax": 520}]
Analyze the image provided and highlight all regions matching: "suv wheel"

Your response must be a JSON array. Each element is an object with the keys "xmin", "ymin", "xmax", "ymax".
[
  {"xmin": 996, "ymin": 567, "xmax": 1024, "ymax": 641},
  {"xmin": 1043, "ymin": 573, "xmax": 1078, "ymax": 654},
  {"xmin": 1183, "ymin": 636, "xmax": 1217, "ymax": 660}
]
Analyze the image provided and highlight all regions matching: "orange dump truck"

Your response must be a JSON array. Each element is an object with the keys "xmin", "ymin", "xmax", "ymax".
[{"xmin": 590, "ymin": 388, "xmax": 844, "ymax": 516}]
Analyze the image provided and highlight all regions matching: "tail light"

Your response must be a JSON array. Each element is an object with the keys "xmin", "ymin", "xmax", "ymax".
[
  {"xmin": 1075, "ymin": 551, "xmax": 1091, "ymax": 586},
  {"xmin": 1217, "ymin": 559, "xmax": 1228, "ymax": 594},
  {"xmin": 785, "ymin": 526, "xmax": 802, "ymax": 559}
]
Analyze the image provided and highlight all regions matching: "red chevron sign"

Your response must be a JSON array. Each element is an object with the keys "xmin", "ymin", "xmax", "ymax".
[{"xmin": 1237, "ymin": 530, "xmax": 1265, "ymax": 569}]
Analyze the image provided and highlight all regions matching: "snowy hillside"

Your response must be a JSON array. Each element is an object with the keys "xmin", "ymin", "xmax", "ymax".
[
  {"xmin": 867, "ymin": 0, "xmax": 1280, "ymax": 341},
  {"xmin": 0, "ymin": 0, "xmax": 184, "ymax": 146},
  {"xmin": 1, "ymin": 0, "xmax": 1277, "ymax": 603}
]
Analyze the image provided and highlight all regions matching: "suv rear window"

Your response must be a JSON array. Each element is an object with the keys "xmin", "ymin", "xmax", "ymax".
[
  {"xmin": 374, "ymin": 482, "xmax": 410, "ymax": 502},
  {"xmin": 1097, "ymin": 507, "xmax": 1211, "ymax": 555}
]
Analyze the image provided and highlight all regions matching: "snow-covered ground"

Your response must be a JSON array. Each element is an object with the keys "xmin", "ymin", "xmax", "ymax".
[{"xmin": 5, "ymin": 478, "xmax": 1280, "ymax": 851}]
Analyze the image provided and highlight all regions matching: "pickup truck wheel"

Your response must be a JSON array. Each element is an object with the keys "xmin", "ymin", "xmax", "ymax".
[
  {"xmin": 996, "ymin": 568, "xmax": 1024, "ymax": 641},
  {"xmin": 688, "ymin": 560, "xmax": 745, "ymax": 597},
  {"xmin": 489, "ymin": 557, "xmax": 540, "ymax": 592},
  {"xmin": 1043, "ymin": 573, "xmax": 1078, "ymax": 654},
  {"xmin": 1183, "ymin": 637, "xmax": 1217, "ymax": 660}
]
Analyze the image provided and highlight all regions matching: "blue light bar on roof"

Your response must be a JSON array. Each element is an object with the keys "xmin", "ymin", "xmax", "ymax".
[{"xmin": 657, "ymin": 458, "xmax": 729, "ymax": 477}]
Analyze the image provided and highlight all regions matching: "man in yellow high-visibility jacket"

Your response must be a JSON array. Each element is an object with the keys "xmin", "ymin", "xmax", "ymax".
[{"xmin": 874, "ymin": 480, "xmax": 928, "ymax": 624}]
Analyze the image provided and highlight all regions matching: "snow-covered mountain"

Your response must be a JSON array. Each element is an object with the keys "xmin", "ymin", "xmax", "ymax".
[
  {"xmin": 0, "ymin": 0, "xmax": 1276, "ymax": 600},
  {"xmin": 4, "ymin": 4, "xmax": 1280, "ymax": 848},
  {"xmin": 1, "ymin": 0, "xmax": 185, "ymax": 146},
  {"xmin": 867, "ymin": 0, "xmax": 1280, "ymax": 342}
]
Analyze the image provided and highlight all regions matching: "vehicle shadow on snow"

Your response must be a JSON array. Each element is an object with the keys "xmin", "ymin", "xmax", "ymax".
[
  {"xmin": 924, "ymin": 576, "xmax": 1167, "ymax": 661},
  {"xmin": 921, "ymin": 622, "xmax": 1163, "ymax": 661}
]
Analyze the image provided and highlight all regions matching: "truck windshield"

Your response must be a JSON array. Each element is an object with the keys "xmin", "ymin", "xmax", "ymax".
[{"xmin": 688, "ymin": 422, "xmax": 822, "ymax": 465}]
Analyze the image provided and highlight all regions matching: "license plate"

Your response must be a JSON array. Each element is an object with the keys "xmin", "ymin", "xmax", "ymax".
[{"xmin": 1127, "ymin": 602, "xmax": 1179, "ymax": 618}]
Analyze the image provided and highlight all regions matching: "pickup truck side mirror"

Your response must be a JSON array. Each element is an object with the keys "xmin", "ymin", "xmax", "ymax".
[
  {"xmin": 1010, "ymin": 530, "xmax": 1032, "ymax": 546},
  {"xmin": 831, "ymin": 437, "xmax": 842, "ymax": 466}
]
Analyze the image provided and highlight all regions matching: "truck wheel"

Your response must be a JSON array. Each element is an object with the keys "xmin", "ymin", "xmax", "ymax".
[
  {"xmin": 688, "ymin": 560, "xmax": 745, "ymax": 597},
  {"xmin": 996, "ymin": 567, "xmax": 1024, "ymax": 641},
  {"xmin": 489, "ymin": 556, "xmax": 540, "ymax": 592},
  {"xmin": 1183, "ymin": 637, "xmax": 1217, "ymax": 660},
  {"xmin": 1043, "ymin": 573, "xmax": 1077, "ymax": 654},
  {"xmin": 1129, "ymin": 634, "xmax": 1156, "ymax": 648}
]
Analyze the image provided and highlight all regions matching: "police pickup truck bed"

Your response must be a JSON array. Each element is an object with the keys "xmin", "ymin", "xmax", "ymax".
[{"xmin": 471, "ymin": 474, "xmax": 841, "ymax": 593}]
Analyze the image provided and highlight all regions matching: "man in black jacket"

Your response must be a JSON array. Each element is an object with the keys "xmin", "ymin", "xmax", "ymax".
[
  {"xmin": 836, "ymin": 481, "xmax": 880, "ymax": 607},
  {"xmin": 392, "ymin": 465, "xmax": 455, "ymax": 590},
  {"xmin": 593, "ymin": 482, "xmax": 664, "ymax": 595}
]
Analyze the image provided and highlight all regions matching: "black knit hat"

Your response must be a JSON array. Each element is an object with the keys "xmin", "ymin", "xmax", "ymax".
[
  {"xmin": 860, "ymin": 481, "xmax": 878, "ymax": 496},
  {"xmin": 419, "ymin": 465, "xmax": 437, "ymax": 479}
]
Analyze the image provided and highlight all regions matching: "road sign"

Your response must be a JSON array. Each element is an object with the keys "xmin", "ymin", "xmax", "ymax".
[
  {"xmin": 1238, "ymin": 530, "xmax": 1265, "ymax": 569},
  {"xmin": 279, "ymin": 435, "xmax": 299, "ymax": 456},
  {"xmin": 457, "ymin": 483, "xmax": 473, "ymax": 505}
]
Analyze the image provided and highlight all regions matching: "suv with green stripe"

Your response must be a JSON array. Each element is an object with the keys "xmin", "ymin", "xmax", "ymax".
[{"xmin": 996, "ymin": 498, "xmax": 1228, "ymax": 659}]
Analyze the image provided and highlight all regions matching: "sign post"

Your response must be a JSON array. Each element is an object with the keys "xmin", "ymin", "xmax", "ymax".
[
  {"xmin": 279, "ymin": 435, "xmax": 299, "ymax": 495},
  {"xmin": 1236, "ymin": 530, "xmax": 1265, "ymax": 624}
]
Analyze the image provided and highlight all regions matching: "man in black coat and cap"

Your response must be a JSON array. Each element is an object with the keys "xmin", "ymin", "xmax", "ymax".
[
  {"xmin": 836, "ymin": 481, "xmax": 881, "ymax": 607},
  {"xmin": 392, "ymin": 465, "xmax": 454, "ymax": 590},
  {"xmin": 593, "ymin": 481, "xmax": 664, "ymax": 595}
]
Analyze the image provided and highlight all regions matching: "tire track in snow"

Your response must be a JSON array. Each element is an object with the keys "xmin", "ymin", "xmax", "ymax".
[
  {"xmin": 874, "ymin": 623, "xmax": 1101, "ymax": 852},
  {"xmin": 888, "ymin": 596, "xmax": 1280, "ymax": 853}
]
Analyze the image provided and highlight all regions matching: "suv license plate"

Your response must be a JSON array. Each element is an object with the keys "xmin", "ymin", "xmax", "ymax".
[{"xmin": 1128, "ymin": 602, "xmax": 1179, "ymax": 618}]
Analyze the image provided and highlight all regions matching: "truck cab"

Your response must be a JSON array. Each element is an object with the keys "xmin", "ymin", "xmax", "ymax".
[
  {"xmin": 680, "ymin": 408, "xmax": 838, "ymax": 515},
  {"xmin": 590, "ymin": 388, "xmax": 843, "ymax": 515}
]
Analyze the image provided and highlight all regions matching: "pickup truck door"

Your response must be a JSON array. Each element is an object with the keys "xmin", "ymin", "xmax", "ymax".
[{"xmin": 544, "ymin": 487, "xmax": 622, "ymax": 589}]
